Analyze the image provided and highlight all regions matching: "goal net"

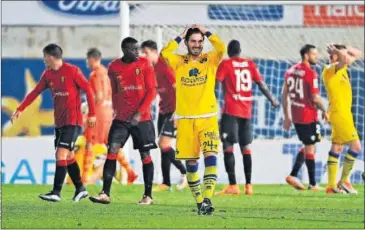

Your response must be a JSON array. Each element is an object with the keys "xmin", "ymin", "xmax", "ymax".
[{"xmin": 123, "ymin": 1, "xmax": 364, "ymax": 184}]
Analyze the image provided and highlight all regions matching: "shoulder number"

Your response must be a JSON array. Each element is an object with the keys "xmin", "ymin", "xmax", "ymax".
[
  {"xmin": 287, "ymin": 77, "xmax": 304, "ymax": 99},
  {"xmin": 235, "ymin": 69, "xmax": 252, "ymax": 92}
]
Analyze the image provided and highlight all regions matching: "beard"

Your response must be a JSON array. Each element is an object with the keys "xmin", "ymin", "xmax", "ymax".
[{"xmin": 188, "ymin": 47, "xmax": 202, "ymax": 57}]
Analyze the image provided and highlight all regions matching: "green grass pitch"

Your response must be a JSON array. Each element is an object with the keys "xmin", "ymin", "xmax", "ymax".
[{"xmin": 2, "ymin": 184, "xmax": 364, "ymax": 229}]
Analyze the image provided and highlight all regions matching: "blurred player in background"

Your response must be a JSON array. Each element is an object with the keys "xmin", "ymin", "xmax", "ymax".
[
  {"xmin": 141, "ymin": 40, "xmax": 188, "ymax": 192},
  {"xmin": 282, "ymin": 44, "xmax": 328, "ymax": 191},
  {"xmin": 89, "ymin": 37, "xmax": 157, "ymax": 205},
  {"xmin": 82, "ymin": 48, "xmax": 137, "ymax": 184},
  {"xmin": 161, "ymin": 25, "xmax": 225, "ymax": 216},
  {"xmin": 323, "ymin": 44, "xmax": 362, "ymax": 194},
  {"xmin": 11, "ymin": 44, "xmax": 96, "ymax": 202},
  {"xmin": 215, "ymin": 40, "xmax": 280, "ymax": 196}
]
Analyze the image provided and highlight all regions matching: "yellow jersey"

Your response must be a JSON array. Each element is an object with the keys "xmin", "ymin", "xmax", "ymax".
[
  {"xmin": 322, "ymin": 63, "xmax": 352, "ymax": 115},
  {"xmin": 160, "ymin": 34, "xmax": 225, "ymax": 117}
]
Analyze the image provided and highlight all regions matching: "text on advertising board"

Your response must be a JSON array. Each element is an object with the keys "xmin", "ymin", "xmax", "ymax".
[{"xmin": 304, "ymin": 5, "xmax": 364, "ymax": 26}]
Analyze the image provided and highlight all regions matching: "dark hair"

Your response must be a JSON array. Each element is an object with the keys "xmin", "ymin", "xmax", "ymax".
[
  {"xmin": 228, "ymin": 40, "xmax": 241, "ymax": 57},
  {"xmin": 185, "ymin": 28, "xmax": 204, "ymax": 42},
  {"xmin": 334, "ymin": 44, "xmax": 347, "ymax": 50},
  {"xmin": 86, "ymin": 48, "xmax": 102, "ymax": 59},
  {"xmin": 121, "ymin": 37, "xmax": 138, "ymax": 49},
  {"xmin": 43, "ymin": 43, "xmax": 63, "ymax": 59},
  {"xmin": 141, "ymin": 40, "xmax": 158, "ymax": 51},
  {"xmin": 300, "ymin": 44, "xmax": 316, "ymax": 59}
]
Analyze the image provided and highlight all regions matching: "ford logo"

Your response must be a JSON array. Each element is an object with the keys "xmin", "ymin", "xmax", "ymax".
[{"xmin": 39, "ymin": 0, "xmax": 138, "ymax": 16}]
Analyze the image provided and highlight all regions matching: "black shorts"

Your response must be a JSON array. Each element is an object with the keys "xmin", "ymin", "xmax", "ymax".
[
  {"xmin": 220, "ymin": 114, "xmax": 252, "ymax": 147},
  {"xmin": 54, "ymin": 125, "xmax": 82, "ymax": 151},
  {"xmin": 294, "ymin": 122, "xmax": 322, "ymax": 145},
  {"xmin": 157, "ymin": 112, "xmax": 176, "ymax": 138},
  {"xmin": 108, "ymin": 119, "xmax": 157, "ymax": 151}
]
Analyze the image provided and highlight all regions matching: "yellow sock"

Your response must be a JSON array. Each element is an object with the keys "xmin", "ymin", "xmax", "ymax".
[
  {"xmin": 203, "ymin": 155, "xmax": 217, "ymax": 199},
  {"xmin": 327, "ymin": 151, "xmax": 340, "ymax": 188},
  {"xmin": 340, "ymin": 150, "xmax": 358, "ymax": 183},
  {"xmin": 186, "ymin": 163, "xmax": 203, "ymax": 204}
]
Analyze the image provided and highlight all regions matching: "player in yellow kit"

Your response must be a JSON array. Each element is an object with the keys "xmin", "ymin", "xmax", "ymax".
[
  {"xmin": 322, "ymin": 44, "xmax": 362, "ymax": 194},
  {"xmin": 161, "ymin": 25, "xmax": 225, "ymax": 216}
]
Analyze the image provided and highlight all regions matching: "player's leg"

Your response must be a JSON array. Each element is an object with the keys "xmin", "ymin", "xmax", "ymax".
[
  {"xmin": 176, "ymin": 119, "xmax": 204, "ymax": 212},
  {"xmin": 89, "ymin": 120, "xmax": 130, "ymax": 204},
  {"xmin": 39, "ymin": 127, "xmax": 71, "ymax": 202},
  {"xmin": 154, "ymin": 113, "xmax": 172, "ymax": 191},
  {"xmin": 131, "ymin": 120, "xmax": 158, "ymax": 205},
  {"xmin": 286, "ymin": 124, "xmax": 309, "ymax": 190},
  {"xmin": 116, "ymin": 148, "xmax": 138, "ymax": 184},
  {"xmin": 326, "ymin": 117, "xmax": 350, "ymax": 194},
  {"xmin": 83, "ymin": 126, "xmax": 97, "ymax": 183},
  {"xmin": 159, "ymin": 114, "xmax": 188, "ymax": 190},
  {"xmin": 338, "ymin": 138, "xmax": 361, "ymax": 194},
  {"xmin": 215, "ymin": 114, "xmax": 240, "ymax": 195},
  {"xmin": 199, "ymin": 116, "xmax": 220, "ymax": 216},
  {"xmin": 238, "ymin": 118, "xmax": 254, "ymax": 195},
  {"xmin": 64, "ymin": 126, "xmax": 89, "ymax": 201}
]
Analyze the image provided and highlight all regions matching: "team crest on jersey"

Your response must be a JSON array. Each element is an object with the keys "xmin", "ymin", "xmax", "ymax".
[
  {"xmin": 135, "ymin": 68, "xmax": 141, "ymax": 75},
  {"xmin": 61, "ymin": 76, "xmax": 65, "ymax": 83},
  {"xmin": 183, "ymin": 56, "xmax": 189, "ymax": 64},
  {"xmin": 199, "ymin": 57, "xmax": 208, "ymax": 63}
]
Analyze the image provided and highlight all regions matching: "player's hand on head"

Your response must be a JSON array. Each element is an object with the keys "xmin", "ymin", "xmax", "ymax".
[
  {"xmin": 10, "ymin": 110, "xmax": 21, "ymax": 124},
  {"xmin": 180, "ymin": 25, "xmax": 193, "ymax": 39},
  {"xmin": 283, "ymin": 118, "xmax": 292, "ymax": 132},
  {"xmin": 87, "ymin": 116, "xmax": 96, "ymax": 128},
  {"xmin": 193, "ymin": 24, "xmax": 207, "ymax": 34},
  {"xmin": 131, "ymin": 111, "xmax": 141, "ymax": 126}
]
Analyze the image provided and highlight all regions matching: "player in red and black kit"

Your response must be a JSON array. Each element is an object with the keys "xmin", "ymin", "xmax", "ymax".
[
  {"xmin": 282, "ymin": 44, "xmax": 328, "ymax": 191},
  {"xmin": 215, "ymin": 40, "xmax": 280, "ymax": 195},
  {"xmin": 11, "ymin": 44, "xmax": 96, "ymax": 202},
  {"xmin": 140, "ymin": 40, "xmax": 188, "ymax": 192},
  {"xmin": 89, "ymin": 37, "xmax": 157, "ymax": 205}
]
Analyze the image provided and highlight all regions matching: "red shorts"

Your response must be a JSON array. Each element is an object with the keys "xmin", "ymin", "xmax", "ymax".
[{"xmin": 85, "ymin": 104, "xmax": 113, "ymax": 144}]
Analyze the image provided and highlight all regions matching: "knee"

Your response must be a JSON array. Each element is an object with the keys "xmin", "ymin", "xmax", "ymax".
[
  {"xmin": 349, "ymin": 140, "xmax": 362, "ymax": 153},
  {"xmin": 158, "ymin": 137, "xmax": 171, "ymax": 150},
  {"xmin": 55, "ymin": 147, "xmax": 69, "ymax": 161},
  {"xmin": 185, "ymin": 160, "xmax": 199, "ymax": 172},
  {"xmin": 330, "ymin": 144, "xmax": 344, "ymax": 154},
  {"xmin": 241, "ymin": 145, "xmax": 251, "ymax": 155},
  {"xmin": 222, "ymin": 141, "xmax": 234, "ymax": 153},
  {"xmin": 140, "ymin": 151, "xmax": 152, "ymax": 164},
  {"xmin": 108, "ymin": 143, "xmax": 121, "ymax": 154}
]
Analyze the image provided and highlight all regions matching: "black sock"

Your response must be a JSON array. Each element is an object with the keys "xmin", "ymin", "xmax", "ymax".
[
  {"xmin": 67, "ymin": 159, "xmax": 83, "ymax": 191},
  {"xmin": 102, "ymin": 155, "xmax": 117, "ymax": 196},
  {"xmin": 290, "ymin": 150, "xmax": 305, "ymax": 177},
  {"xmin": 53, "ymin": 160, "xmax": 67, "ymax": 195},
  {"xmin": 305, "ymin": 154, "xmax": 316, "ymax": 186},
  {"xmin": 224, "ymin": 151, "xmax": 236, "ymax": 185},
  {"xmin": 142, "ymin": 156, "xmax": 154, "ymax": 198},
  {"xmin": 167, "ymin": 147, "xmax": 187, "ymax": 175},
  {"xmin": 161, "ymin": 150, "xmax": 171, "ymax": 186},
  {"xmin": 242, "ymin": 150, "xmax": 252, "ymax": 184}
]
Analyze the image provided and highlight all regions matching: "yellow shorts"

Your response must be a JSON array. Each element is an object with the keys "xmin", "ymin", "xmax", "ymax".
[
  {"xmin": 330, "ymin": 113, "xmax": 359, "ymax": 144},
  {"xmin": 176, "ymin": 115, "xmax": 220, "ymax": 160}
]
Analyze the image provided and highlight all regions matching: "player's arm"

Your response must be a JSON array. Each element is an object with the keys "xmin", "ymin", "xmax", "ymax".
[
  {"xmin": 281, "ymin": 80, "xmax": 291, "ymax": 131},
  {"xmin": 328, "ymin": 44, "xmax": 362, "ymax": 70},
  {"xmin": 131, "ymin": 62, "xmax": 157, "ymax": 126},
  {"xmin": 195, "ymin": 25, "xmax": 226, "ymax": 65},
  {"xmin": 216, "ymin": 60, "xmax": 227, "ymax": 83},
  {"xmin": 91, "ymin": 70, "xmax": 105, "ymax": 105},
  {"xmin": 253, "ymin": 63, "xmax": 280, "ymax": 108},
  {"xmin": 12, "ymin": 73, "xmax": 48, "ymax": 123},
  {"xmin": 108, "ymin": 66, "xmax": 119, "ymax": 112},
  {"xmin": 72, "ymin": 67, "xmax": 96, "ymax": 127},
  {"xmin": 309, "ymin": 73, "xmax": 328, "ymax": 121}
]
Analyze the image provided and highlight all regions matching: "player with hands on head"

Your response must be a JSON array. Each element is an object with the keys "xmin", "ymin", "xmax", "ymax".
[
  {"xmin": 323, "ymin": 43, "xmax": 362, "ymax": 194},
  {"xmin": 282, "ymin": 44, "xmax": 327, "ymax": 191},
  {"xmin": 161, "ymin": 24, "xmax": 226, "ymax": 215},
  {"xmin": 11, "ymin": 43, "xmax": 96, "ymax": 202},
  {"xmin": 89, "ymin": 37, "xmax": 157, "ymax": 205},
  {"xmin": 141, "ymin": 40, "xmax": 188, "ymax": 192},
  {"xmin": 215, "ymin": 40, "xmax": 279, "ymax": 196}
]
